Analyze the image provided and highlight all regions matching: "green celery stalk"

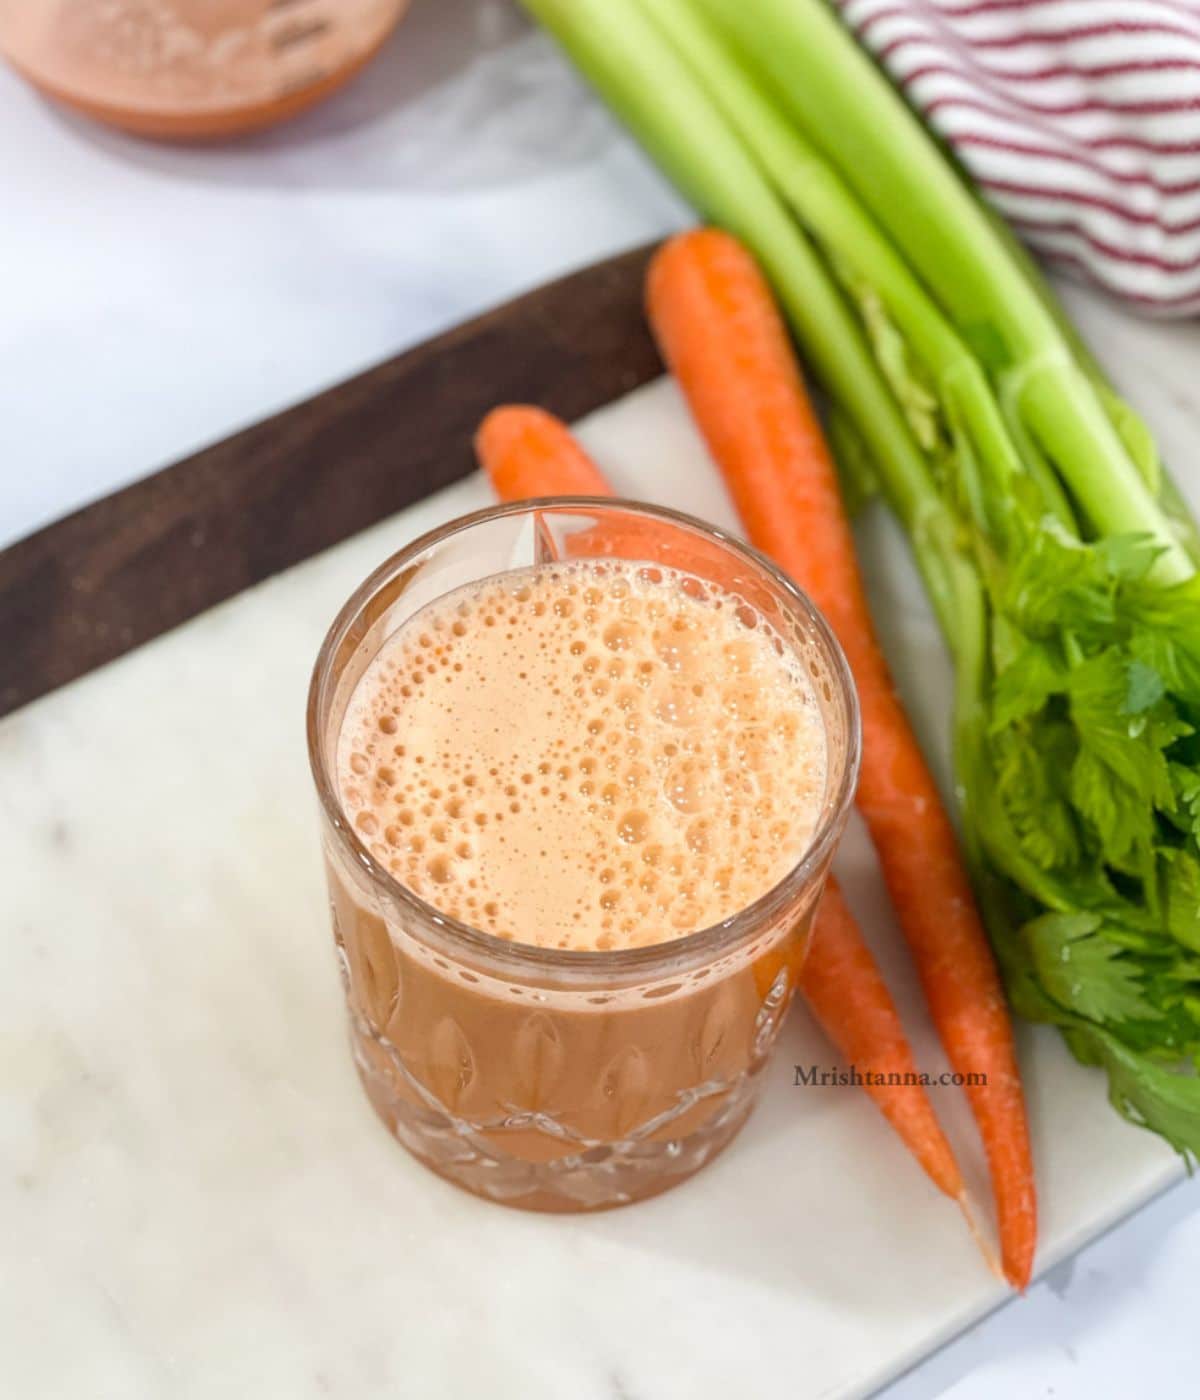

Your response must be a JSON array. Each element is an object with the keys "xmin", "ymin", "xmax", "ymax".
[
  {"xmin": 636, "ymin": 0, "xmax": 1075, "ymax": 543},
  {"xmin": 979, "ymin": 199, "xmax": 1200, "ymax": 565},
  {"xmin": 696, "ymin": 0, "xmax": 1193, "ymax": 581},
  {"xmin": 519, "ymin": 0, "xmax": 973, "ymax": 647}
]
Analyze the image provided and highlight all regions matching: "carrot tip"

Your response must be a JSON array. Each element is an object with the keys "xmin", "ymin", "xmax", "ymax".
[{"xmin": 957, "ymin": 1191, "xmax": 1008, "ymax": 1287}]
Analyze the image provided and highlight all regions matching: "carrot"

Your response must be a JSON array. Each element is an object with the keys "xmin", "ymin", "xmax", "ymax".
[
  {"xmin": 646, "ymin": 228, "xmax": 1036, "ymax": 1289},
  {"xmin": 476, "ymin": 404, "xmax": 725, "ymax": 578},
  {"xmin": 475, "ymin": 400, "xmax": 970, "ymax": 1208},
  {"xmin": 476, "ymin": 405, "xmax": 610, "ymax": 500},
  {"xmin": 802, "ymin": 879, "xmax": 963, "ymax": 1200}
]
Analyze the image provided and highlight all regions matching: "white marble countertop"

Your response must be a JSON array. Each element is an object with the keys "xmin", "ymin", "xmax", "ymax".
[{"xmin": 3, "ymin": 3, "xmax": 1200, "ymax": 1396}]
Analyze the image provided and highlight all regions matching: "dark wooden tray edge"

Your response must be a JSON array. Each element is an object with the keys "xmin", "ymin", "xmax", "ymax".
[{"xmin": 0, "ymin": 243, "xmax": 662, "ymax": 719}]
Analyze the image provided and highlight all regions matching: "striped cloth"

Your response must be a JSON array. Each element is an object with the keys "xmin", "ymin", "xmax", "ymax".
[{"xmin": 837, "ymin": 0, "xmax": 1200, "ymax": 316}]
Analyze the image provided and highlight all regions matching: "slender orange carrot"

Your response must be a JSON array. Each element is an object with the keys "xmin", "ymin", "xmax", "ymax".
[
  {"xmin": 476, "ymin": 405, "xmax": 610, "ymax": 500},
  {"xmin": 475, "ymin": 401, "xmax": 968, "ymax": 1206},
  {"xmin": 476, "ymin": 404, "xmax": 723, "ymax": 577},
  {"xmin": 646, "ymin": 228, "xmax": 1036, "ymax": 1289},
  {"xmin": 802, "ymin": 879, "xmax": 964, "ymax": 1200}
]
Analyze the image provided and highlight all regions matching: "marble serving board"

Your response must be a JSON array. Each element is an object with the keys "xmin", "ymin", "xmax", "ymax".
[{"xmin": 1, "ymin": 348, "xmax": 1191, "ymax": 1398}]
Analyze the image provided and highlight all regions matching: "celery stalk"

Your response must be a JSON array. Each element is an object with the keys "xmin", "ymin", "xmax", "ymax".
[
  {"xmin": 637, "ymin": 0, "xmax": 1075, "ymax": 543},
  {"xmin": 696, "ymin": 0, "xmax": 1048, "ymax": 361},
  {"xmin": 520, "ymin": 0, "xmax": 972, "ymax": 645},
  {"xmin": 979, "ymin": 199, "xmax": 1200, "ymax": 565},
  {"xmin": 696, "ymin": 0, "xmax": 1192, "ymax": 581}
]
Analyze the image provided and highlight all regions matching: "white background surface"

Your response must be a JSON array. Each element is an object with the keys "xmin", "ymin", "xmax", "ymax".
[{"xmin": 3, "ymin": 2, "xmax": 1200, "ymax": 1396}]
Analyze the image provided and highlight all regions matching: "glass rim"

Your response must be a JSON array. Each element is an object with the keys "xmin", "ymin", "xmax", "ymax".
[{"xmin": 307, "ymin": 496, "xmax": 861, "ymax": 979}]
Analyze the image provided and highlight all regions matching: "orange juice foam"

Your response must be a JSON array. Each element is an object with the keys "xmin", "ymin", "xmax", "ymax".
[{"xmin": 337, "ymin": 559, "xmax": 827, "ymax": 950}]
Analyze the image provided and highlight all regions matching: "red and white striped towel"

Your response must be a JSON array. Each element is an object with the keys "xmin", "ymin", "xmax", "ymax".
[{"xmin": 837, "ymin": 0, "xmax": 1200, "ymax": 316}]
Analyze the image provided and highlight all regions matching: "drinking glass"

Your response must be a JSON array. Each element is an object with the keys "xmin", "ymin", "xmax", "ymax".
[{"xmin": 307, "ymin": 499, "xmax": 860, "ymax": 1210}]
